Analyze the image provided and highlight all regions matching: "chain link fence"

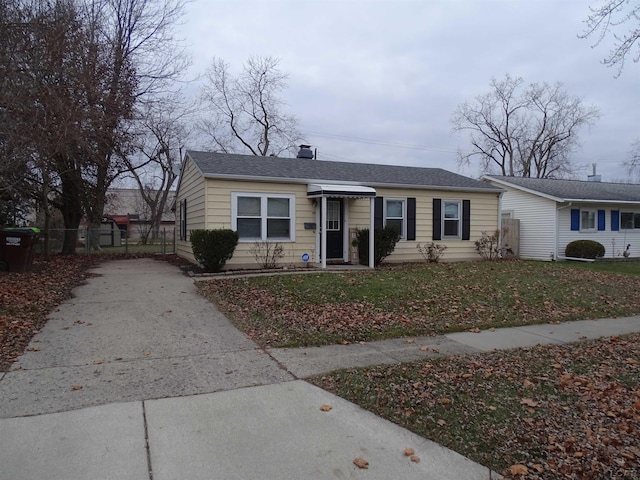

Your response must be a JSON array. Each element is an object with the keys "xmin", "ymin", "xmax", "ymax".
[{"xmin": 34, "ymin": 227, "xmax": 176, "ymax": 256}]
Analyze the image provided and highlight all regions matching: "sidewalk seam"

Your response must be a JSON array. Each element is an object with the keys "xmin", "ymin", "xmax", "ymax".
[{"xmin": 142, "ymin": 402, "xmax": 154, "ymax": 480}]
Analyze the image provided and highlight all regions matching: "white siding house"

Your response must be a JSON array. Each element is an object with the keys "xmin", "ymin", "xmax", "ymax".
[
  {"xmin": 174, "ymin": 148, "xmax": 504, "ymax": 269},
  {"xmin": 485, "ymin": 175, "xmax": 640, "ymax": 260}
]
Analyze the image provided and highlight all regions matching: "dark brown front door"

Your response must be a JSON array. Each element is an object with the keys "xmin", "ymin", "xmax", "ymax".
[{"xmin": 326, "ymin": 199, "xmax": 343, "ymax": 259}]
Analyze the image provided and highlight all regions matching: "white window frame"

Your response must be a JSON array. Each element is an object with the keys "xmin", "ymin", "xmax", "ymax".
[
  {"xmin": 231, "ymin": 192, "xmax": 296, "ymax": 242},
  {"xmin": 326, "ymin": 200, "xmax": 341, "ymax": 231},
  {"xmin": 442, "ymin": 200, "xmax": 462, "ymax": 239},
  {"xmin": 580, "ymin": 209, "xmax": 597, "ymax": 231},
  {"xmin": 384, "ymin": 198, "xmax": 406, "ymax": 239}
]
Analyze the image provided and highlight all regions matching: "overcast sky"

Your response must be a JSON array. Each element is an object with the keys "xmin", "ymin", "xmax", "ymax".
[{"xmin": 176, "ymin": 0, "xmax": 639, "ymax": 182}]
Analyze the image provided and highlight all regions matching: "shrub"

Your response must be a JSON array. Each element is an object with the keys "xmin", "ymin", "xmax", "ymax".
[
  {"xmin": 474, "ymin": 230, "xmax": 500, "ymax": 260},
  {"xmin": 565, "ymin": 239, "xmax": 605, "ymax": 259},
  {"xmin": 190, "ymin": 229, "xmax": 239, "ymax": 272},
  {"xmin": 249, "ymin": 241, "xmax": 284, "ymax": 269},
  {"xmin": 353, "ymin": 226, "xmax": 401, "ymax": 267},
  {"xmin": 416, "ymin": 242, "xmax": 447, "ymax": 263}
]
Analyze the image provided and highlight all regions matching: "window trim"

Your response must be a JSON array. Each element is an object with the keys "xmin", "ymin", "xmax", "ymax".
[
  {"xmin": 580, "ymin": 209, "xmax": 597, "ymax": 231},
  {"xmin": 383, "ymin": 198, "xmax": 407, "ymax": 239},
  {"xmin": 442, "ymin": 199, "xmax": 462, "ymax": 239},
  {"xmin": 231, "ymin": 192, "xmax": 296, "ymax": 242}
]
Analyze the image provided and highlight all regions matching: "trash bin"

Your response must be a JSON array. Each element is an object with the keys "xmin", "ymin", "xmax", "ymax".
[{"xmin": 0, "ymin": 228, "xmax": 40, "ymax": 273}]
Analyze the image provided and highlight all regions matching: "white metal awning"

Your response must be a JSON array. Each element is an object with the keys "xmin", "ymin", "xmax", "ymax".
[{"xmin": 307, "ymin": 183, "xmax": 376, "ymax": 198}]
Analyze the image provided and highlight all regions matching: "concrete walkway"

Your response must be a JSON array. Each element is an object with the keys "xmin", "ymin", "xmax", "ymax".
[{"xmin": 1, "ymin": 258, "xmax": 639, "ymax": 480}]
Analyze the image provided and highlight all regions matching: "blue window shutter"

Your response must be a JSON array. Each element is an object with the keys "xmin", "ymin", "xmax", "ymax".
[
  {"xmin": 611, "ymin": 210, "xmax": 620, "ymax": 231},
  {"xmin": 570, "ymin": 209, "xmax": 580, "ymax": 231},
  {"xmin": 406, "ymin": 198, "xmax": 416, "ymax": 241},
  {"xmin": 432, "ymin": 199, "xmax": 442, "ymax": 240},
  {"xmin": 374, "ymin": 197, "xmax": 384, "ymax": 229},
  {"xmin": 597, "ymin": 210, "xmax": 605, "ymax": 231}
]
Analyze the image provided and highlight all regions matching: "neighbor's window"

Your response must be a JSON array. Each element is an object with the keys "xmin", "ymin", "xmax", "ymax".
[
  {"xmin": 385, "ymin": 199, "xmax": 406, "ymax": 238},
  {"xmin": 443, "ymin": 200, "xmax": 461, "ymax": 238},
  {"xmin": 621, "ymin": 212, "xmax": 640, "ymax": 230},
  {"xmin": 581, "ymin": 210, "xmax": 596, "ymax": 230},
  {"xmin": 233, "ymin": 193, "xmax": 295, "ymax": 241}
]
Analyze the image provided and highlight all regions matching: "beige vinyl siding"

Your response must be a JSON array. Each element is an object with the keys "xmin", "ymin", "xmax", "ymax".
[
  {"xmin": 498, "ymin": 185, "xmax": 557, "ymax": 261},
  {"xmin": 175, "ymin": 157, "xmax": 206, "ymax": 262},
  {"xmin": 349, "ymin": 188, "xmax": 500, "ymax": 262},
  {"xmin": 204, "ymin": 179, "xmax": 316, "ymax": 267}
]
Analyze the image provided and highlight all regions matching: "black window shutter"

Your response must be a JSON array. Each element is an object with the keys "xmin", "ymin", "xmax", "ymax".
[
  {"xmin": 374, "ymin": 197, "xmax": 384, "ymax": 229},
  {"xmin": 462, "ymin": 200, "xmax": 471, "ymax": 240},
  {"xmin": 432, "ymin": 198, "xmax": 442, "ymax": 240},
  {"xmin": 406, "ymin": 198, "xmax": 416, "ymax": 241}
]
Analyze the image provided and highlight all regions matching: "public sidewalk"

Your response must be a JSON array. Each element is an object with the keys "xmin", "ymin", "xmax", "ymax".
[{"xmin": 1, "ymin": 258, "xmax": 639, "ymax": 480}]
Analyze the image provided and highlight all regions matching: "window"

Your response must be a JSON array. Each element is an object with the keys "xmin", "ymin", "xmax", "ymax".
[
  {"xmin": 385, "ymin": 199, "xmax": 406, "ymax": 238},
  {"xmin": 179, "ymin": 199, "xmax": 187, "ymax": 240},
  {"xmin": 581, "ymin": 210, "xmax": 596, "ymax": 230},
  {"xmin": 433, "ymin": 199, "xmax": 470, "ymax": 241},
  {"xmin": 621, "ymin": 212, "xmax": 640, "ymax": 230},
  {"xmin": 326, "ymin": 200, "xmax": 340, "ymax": 231},
  {"xmin": 232, "ymin": 193, "xmax": 295, "ymax": 241},
  {"xmin": 443, "ymin": 200, "xmax": 461, "ymax": 238}
]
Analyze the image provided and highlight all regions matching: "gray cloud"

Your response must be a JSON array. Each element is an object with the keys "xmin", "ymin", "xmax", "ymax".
[{"xmin": 180, "ymin": 0, "xmax": 639, "ymax": 180}]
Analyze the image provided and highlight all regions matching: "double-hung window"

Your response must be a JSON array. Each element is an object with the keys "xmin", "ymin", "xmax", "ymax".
[
  {"xmin": 233, "ymin": 193, "xmax": 295, "ymax": 241},
  {"xmin": 581, "ymin": 210, "xmax": 596, "ymax": 231},
  {"xmin": 443, "ymin": 200, "xmax": 461, "ymax": 238},
  {"xmin": 384, "ymin": 199, "xmax": 406, "ymax": 238}
]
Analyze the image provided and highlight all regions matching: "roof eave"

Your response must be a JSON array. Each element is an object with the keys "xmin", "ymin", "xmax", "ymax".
[
  {"xmin": 482, "ymin": 176, "xmax": 564, "ymax": 202},
  {"xmin": 203, "ymin": 173, "xmax": 503, "ymax": 193}
]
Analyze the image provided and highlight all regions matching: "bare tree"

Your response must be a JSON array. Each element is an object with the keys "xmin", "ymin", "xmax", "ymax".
[
  {"xmin": 0, "ymin": 0, "xmax": 188, "ymax": 254},
  {"xmin": 199, "ymin": 56, "xmax": 302, "ymax": 157},
  {"xmin": 452, "ymin": 75, "xmax": 600, "ymax": 178},
  {"xmin": 624, "ymin": 138, "xmax": 640, "ymax": 176},
  {"xmin": 126, "ymin": 92, "xmax": 191, "ymax": 241},
  {"xmin": 580, "ymin": 0, "xmax": 640, "ymax": 76}
]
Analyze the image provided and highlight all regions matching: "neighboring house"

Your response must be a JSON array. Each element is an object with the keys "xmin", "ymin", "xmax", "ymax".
[
  {"xmin": 484, "ymin": 175, "xmax": 640, "ymax": 261},
  {"xmin": 174, "ymin": 147, "xmax": 503, "ymax": 269},
  {"xmin": 103, "ymin": 188, "xmax": 176, "ymax": 241}
]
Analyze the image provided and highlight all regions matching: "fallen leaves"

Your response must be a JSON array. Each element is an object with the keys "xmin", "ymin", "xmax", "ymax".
[
  {"xmin": 311, "ymin": 334, "xmax": 640, "ymax": 479},
  {"xmin": 509, "ymin": 464, "xmax": 528, "ymax": 476},
  {"xmin": 353, "ymin": 457, "xmax": 368, "ymax": 469},
  {"xmin": 403, "ymin": 448, "xmax": 415, "ymax": 456},
  {"xmin": 319, "ymin": 404, "xmax": 332, "ymax": 412},
  {"xmin": 197, "ymin": 261, "xmax": 640, "ymax": 350},
  {"xmin": 0, "ymin": 255, "xmax": 101, "ymax": 371},
  {"xmin": 71, "ymin": 385, "xmax": 83, "ymax": 391}
]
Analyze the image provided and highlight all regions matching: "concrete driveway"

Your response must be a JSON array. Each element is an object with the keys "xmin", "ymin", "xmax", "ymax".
[{"xmin": 0, "ymin": 258, "xmax": 498, "ymax": 480}]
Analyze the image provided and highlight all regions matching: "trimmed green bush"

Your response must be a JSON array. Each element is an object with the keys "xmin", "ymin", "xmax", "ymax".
[
  {"xmin": 565, "ymin": 239, "xmax": 605, "ymax": 259},
  {"xmin": 353, "ymin": 226, "xmax": 401, "ymax": 267},
  {"xmin": 190, "ymin": 229, "xmax": 239, "ymax": 272}
]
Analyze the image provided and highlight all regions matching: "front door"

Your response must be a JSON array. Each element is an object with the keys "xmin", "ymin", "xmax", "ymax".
[{"xmin": 326, "ymin": 199, "xmax": 344, "ymax": 259}]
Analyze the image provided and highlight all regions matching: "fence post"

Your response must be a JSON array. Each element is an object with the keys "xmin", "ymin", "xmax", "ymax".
[
  {"xmin": 85, "ymin": 227, "xmax": 90, "ymax": 254},
  {"xmin": 162, "ymin": 229, "xmax": 166, "ymax": 254},
  {"xmin": 125, "ymin": 232, "xmax": 128, "ymax": 254}
]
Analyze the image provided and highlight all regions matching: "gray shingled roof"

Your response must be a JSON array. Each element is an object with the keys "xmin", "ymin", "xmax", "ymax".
[
  {"xmin": 186, "ymin": 150, "xmax": 502, "ymax": 192},
  {"xmin": 486, "ymin": 175, "xmax": 640, "ymax": 202}
]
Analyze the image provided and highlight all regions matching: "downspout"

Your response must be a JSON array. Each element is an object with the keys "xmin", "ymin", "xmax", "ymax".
[
  {"xmin": 555, "ymin": 202, "xmax": 572, "ymax": 261},
  {"xmin": 497, "ymin": 192, "xmax": 504, "ymax": 255}
]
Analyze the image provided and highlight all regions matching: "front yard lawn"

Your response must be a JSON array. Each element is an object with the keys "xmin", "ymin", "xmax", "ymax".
[
  {"xmin": 310, "ymin": 334, "xmax": 640, "ymax": 479},
  {"xmin": 198, "ymin": 260, "xmax": 640, "ymax": 348}
]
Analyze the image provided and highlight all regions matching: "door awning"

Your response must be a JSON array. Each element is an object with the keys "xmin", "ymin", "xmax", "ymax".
[{"xmin": 307, "ymin": 183, "xmax": 376, "ymax": 198}]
